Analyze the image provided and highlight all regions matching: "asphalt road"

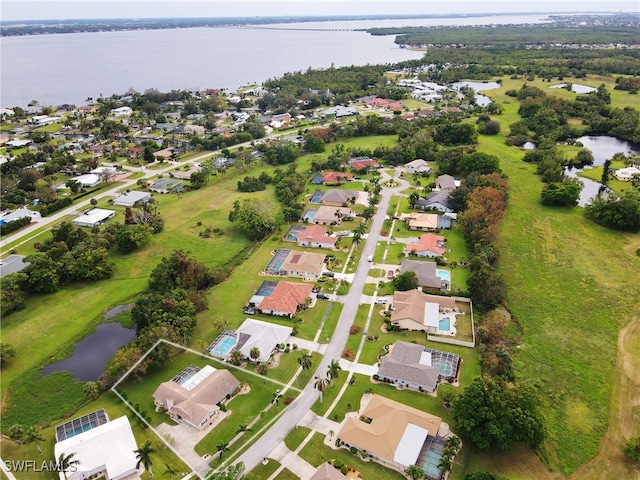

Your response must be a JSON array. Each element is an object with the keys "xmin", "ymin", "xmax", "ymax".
[{"xmin": 234, "ymin": 168, "xmax": 409, "ymax": 474}]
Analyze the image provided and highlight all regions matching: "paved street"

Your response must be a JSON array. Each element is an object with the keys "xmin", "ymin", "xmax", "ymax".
[{"xmin": 233, "ymin": 168, "xmax": 410, "ymax": 475}]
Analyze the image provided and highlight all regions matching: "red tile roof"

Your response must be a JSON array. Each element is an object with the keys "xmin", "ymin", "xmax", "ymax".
[
  {"xmin": 259, "ymin": 282, "xmax": 314, "ymax": 315},
  {"xmin": 404, "ymin": 233, "xmax": 445, "ymax": 255}
]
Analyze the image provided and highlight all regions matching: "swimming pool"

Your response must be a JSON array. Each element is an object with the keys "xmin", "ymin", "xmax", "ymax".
[
  {"xmin": 208, "ymin": 332, "xmax": 238, "ymax": 358},
  {"xmin": 422, "ymin": 447, "xmax": 443, "ymax": 479},
  {"xmin": 310, "ymin": 191, "xmax": 324, "ymax": 203},
  {"xmin": 302, "ymin": 208, "xmax": 317, "ymax": 221},
  {"xmin": 439, "ymin": 317, "xmax": 451, "ymax": 332},
  {"xmin": 436, "ymin": 270, "xmax": 450, "ymax": 282}
]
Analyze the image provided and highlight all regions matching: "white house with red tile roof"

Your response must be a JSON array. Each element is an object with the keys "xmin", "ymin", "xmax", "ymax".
[
  {"xmin": 256, "ymin": 282, "xmax": 314, "ymax": 317},
  {"xmin": 404, "ymin": 233, "xmax": 446, "ymax": 258},
  {"xmin": 296, "ymin": 225, "xmax": 338, "ymax": 249}
]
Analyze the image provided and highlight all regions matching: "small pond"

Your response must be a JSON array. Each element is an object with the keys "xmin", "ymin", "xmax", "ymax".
[
  {"xmin": 43, "ymin": 308, "xmax": 136, "ymax": 382},
  {"xmin": 565, "ymin": 135, "xmax": 640, "ymax": 206},
  {"xmin": 549, "ymin": 83, "xmax": 598, "ymax": 94},
  {"xmin": 451, "ymin": 81, "xmax": 501, "ymax": 107}
]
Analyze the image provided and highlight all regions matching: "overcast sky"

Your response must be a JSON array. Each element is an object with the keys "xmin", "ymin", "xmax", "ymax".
[{"xmin": 1, "ymin": 0, "xmax": 637, "ymax": 22}]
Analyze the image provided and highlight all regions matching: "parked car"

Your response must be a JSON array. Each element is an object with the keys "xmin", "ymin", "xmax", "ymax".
[
  {"xmin": 317, "ymin": 293, "xmax": 330, "ymax": 300},
  {"xmin": 375, "ymin": 298, "xmax": 387, "ymax": 305}
]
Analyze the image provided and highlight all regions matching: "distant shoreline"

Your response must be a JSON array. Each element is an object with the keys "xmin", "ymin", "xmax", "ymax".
[{"xmin": 0, "ymin": 12, "xmax": 612, "ymax": 37}]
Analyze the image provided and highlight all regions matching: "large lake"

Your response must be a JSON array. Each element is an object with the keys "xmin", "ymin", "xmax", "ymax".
[{"xmin": 1, "ymin": 14, "xmax": 549, "ymax": 107}]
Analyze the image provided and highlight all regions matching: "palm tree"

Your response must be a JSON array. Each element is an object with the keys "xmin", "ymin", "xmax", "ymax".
[
  {"xmin": 438, "ymin": 456, "xmax": 453, "ymax": 476},
  {"xmin": 405, "ymin": 464, "xmax": 425, "ymax": 480},
  {"xmin": 229, "ymin": 350, "xmax": 243, "ymax": 366},
  {"xmin": 135, "ymin": 440, "xmax": 156, "ymax": 477},
  {"xmin": 445, "ymin": 435, "xmax": 460, "ymax": 450},
  {"xmin": 23, "ymin": 426, "xmax": 44, "ymax": 453},
  {"xmin": 298, "ymin": 350, "xmax": 312, "ymax": 371},
  {"xmin": 329, "ymin": 429, "xmax": 334, "ymax": 441},
  {"xmin": 163, "ymin": 463, "xmax": 179, "ymax": 478},
  {"xmin": 57, "ymin": 452, "xmax": 79, "ymax": 480},
  {"xmin": 314, "ymin": 376, "xmax": 329, "ymax": 403},
  {"xmin": 249, "ymin": 347, "xmax": 261, "ymax": 363},
  {"xmin": 443, "ymin": 445, "xmax": 458, "ymax": 459},
  {"xmin": 216, "ymin": 441, "xmax": 230, "ymax": 459},
  {"xmin": 327, "ymin": 359, "xmax": 342, "ymax": 386},
  {"xmin": 236, "ymin": 424, "xmax": 253, "ymax": 435}
]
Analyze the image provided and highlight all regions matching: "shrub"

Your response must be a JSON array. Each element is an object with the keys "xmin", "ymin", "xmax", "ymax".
[
  {"xmin": 333, "ymin": 459, "xmax": 344, "ymax": 469},
  {"xmin": 284, "ymin": 396, "xmax": 294, "ymax": 406},
  {"xmin": 349, "ymin": 325, "xmax": 361, "ymax": 335},
  {"xmin": 341, "ymin": 465, "xmax": 349, "ymax": 475},
  {"xmin": 341, "ymin": 349, "xmax": 356, "ymax": 361},
  {"xmin": 349, "ymin": 447, "xmax": 357, "ymax": 455}
]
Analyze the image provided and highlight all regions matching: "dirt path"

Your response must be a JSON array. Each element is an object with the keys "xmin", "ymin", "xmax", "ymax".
[{"xmin": 567, "ymin": 316, "xmax": 640, "ymax": 480}]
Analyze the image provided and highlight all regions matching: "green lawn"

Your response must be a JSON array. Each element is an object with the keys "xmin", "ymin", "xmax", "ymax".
[
  {"xmin": 247, "ymin": 459, "xmax": 282, "ymax": 479},
  {"xmin": 0, "ymin": 392, "xmax": 188, "ymax": 480},
  {"xmin": 471, "ymin": 132, "xmax": 640, "ymax": 474},
  {"xmin": 299, "ymin": 433, "xmax": 406, "ymax": 480},
  {"xmin": 284, "ymin": 426, "xmax": 312, "ymax": 450}
]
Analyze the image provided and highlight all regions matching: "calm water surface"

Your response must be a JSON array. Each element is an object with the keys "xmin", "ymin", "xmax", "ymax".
[
  {"xmin": 1, "ymin": 14, "xmax": 549, "ymax": 107},
  {"xmin": 43, "ymin": 321, "xmax": 136, "ymax": 381}
]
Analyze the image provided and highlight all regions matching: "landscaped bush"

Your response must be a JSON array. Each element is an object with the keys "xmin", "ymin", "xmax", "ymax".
[
  {"xmin": 349, "ymin": 447, "xmax": 357, "ymax": 455},
  {"xmin": 0, "ymin": 216, "xmax": 31, "ymax": 235},
  {"xmin": 341, "ymin": 349, "xmax": 356, "ymax": 361},
  {"xmin": 349, "ymin": 325, "xmax": 361, "ymax": 335}
]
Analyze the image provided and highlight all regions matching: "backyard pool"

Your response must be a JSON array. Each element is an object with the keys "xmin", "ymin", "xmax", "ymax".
[
  {"xmin": 302, "ymin": 208, "xmax": 317, "ymax": 222},
  {"xmin": 422, "ymin": 447, "xmax": 443, "ymax": 480},
  {"xmin": 438, "ymin": 317, "xmax": 451, "ymax": 332},
  {"xmin": 208, "ymin": 331, "xmax": 238, "ymax": 358},
  {"xmin": 436, "ymin": 270, "xmax": 450, "ymax": 282},
  {"xmin": 310, "ymin": 191, "xmax": 324, "ymax": 203}
]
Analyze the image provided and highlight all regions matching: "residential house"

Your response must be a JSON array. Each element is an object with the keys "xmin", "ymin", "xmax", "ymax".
[
  {"xmin": 321, "ymin": 172, "xmax": 354, "ymax": 185},
  {"xmin": 73, "ymin": 173, "xmax": 102, "ymax": 187},
  {"xmin": 312, "ymin": 206, "xmax": 354, "ymax": 225},
  {"xmin": 337, "ymin": 394, "xmax": 443, "ymax": 470},
  {"xmin": 0, "ymin": 207, "xmax": 40, "ymax": 225},
  {"xmin": 321, "ymin": 189, "xmax": 358, "ymax": 207},
  {"xmin": 348, "ymin": 156, "xmax": 380, "ymax": 171},
  {"xmin": 149, "ymin": 178, "xmax": 184, "ymax": 194},
  {"xmin": 377, "ymin": 341, "xmax": 440, "ymax": 393},
  {"xmin": 73, "ymin": 208, "xmax": 116, "ymax": 227},
  {"xmin": 399, "ymin": 259, "xmax": 448, "ymax": 290},
  {"xmin": 112, "ymin": 191, "xmax": 152, "ymax": 207},
  {"xmin": 320, "ymin": 106, "xmax": 357, "ymax": 118},
  {"xmin": 29, "ymin": 115, "xmax": 60, "ymax": 127},
  {"xmin": 310, "ymin": 463, "xmax": 348, "ymax": 480},
  {"xmin": 53, "ymin": 415, "xmax": 139, "ymax": 480},
  {"xmin": 171, "ymin": 165, "xmax": 202, "ymax": 180},
  {"xmin": 270, "ymin": 113, "xmax": 292, "ymax": 129},
  {"xmin": 405, "ymin": 159, "xmax": 432, "ymax": 175},
  {"xmin": 264, "ymin": 249, "xmax": 326, "ymax": 279},
  {"xmin": 109, "ymin": 106, "xmax": 132, "ymax": 117},
  {"xmin": 0, "ymin": 255, "xmax": 30, "ymax": 278},
  {"xmin": 404, "ymin": 233, "xmax": 446, "ymax": 258},
  {"xmin": 390, "ymin": 289, "xmax": 457, "ymax": 332},
  {"xmin": 208, "ymin": 318, "xmax": 292, "ymax": 364},
  {"xmin": 296, "ymin": 225, "xmax": 338, "ymax": 249},
  {"xmin": 435, "ymin": 174, "xmax": 457, "ymax": 192},
  {"xmin": 247, "ymin": 281, "xmax": 314, "ymax": 318},
  {"xmin": 405, "ymin": 212, "xmax": 439, "ymax": 231},
  {"xmin": 152, "ymin": 365, "xmax": 240, "ymax": 430},
  {"xmin": 614, "ymin": 166, "xmax": 640, "ymax": 181},
  {"xmin": 415, "ymin": 190, "xmax": 454, "ymax": 213},
  {"xmin": 153, "ymin": 148, "xmax": 174, "ymax": 161}
]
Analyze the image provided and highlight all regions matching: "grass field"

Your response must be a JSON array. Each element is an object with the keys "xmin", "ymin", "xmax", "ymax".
[{"xmin": 451, "ymin": 78, "xmax": 640, "ymax": 478}]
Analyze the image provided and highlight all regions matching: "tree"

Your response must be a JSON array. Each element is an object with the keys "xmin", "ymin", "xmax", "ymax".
[
  {"xmin": 540, "ymin": 180, "xmax": 582, "ymax": 207},
  {"xmin": 249, "ymin": 347, "xmax": 260, "ymax": 363},
  {"xmin": 453, "ymin": 377, "xmax": 546, "ymax": 451},
  {"xmin": 327, "ymin": 359, "xmax": 342, "ymax": 386},
  {"xmin": 405, "ymin": 464, "xmax": 425, "ymax": 480},
  {"xmin": 163, "ymin": 463, "xmax": 180, "ymax": 478},
  {"xmin": 23, "ymin": 425, "xmax": 44, "ymax": 445},
  {"xmin": 208, "ymin": 462, "xmax": 246, "ymax": 480},
  {"xmin": 228, "ymin": 199, "xmax": 278, "ymax": 240},
  {"xmin": 438, "ymin": 456, "xmax": 453, "ymax": 475},
  {"xmin": 57, "ymin": 452, "xmax": 79, "ymax": 480},
  {"xmin": 601, "ymin": 159, "xmax": 611, "ymax": 184},
  {"xmin": 229, "ymin": 350, "xmax": 244, "ymax": 366},
  {"xmin": 83, "ymin": 381, "xmax": 101, "ymax": 400},
  {"xmin": 7, "ymin": 424, "xmax": 24, "ymax": 443},
  {"xmin": 236, "ymin": 424, "xmax": 253, "ymax": 435},
  {"xmin": 135, "ymin": 441, "xmax": 156, "ymax": 477},
  {"xmin": 314, "ymin": 376, "xmax": 329, "ymax": 403},
  {"xmin": 624, "ymin": 436, "xmax": 640, "ymax": 464},
  {"xmin": 143, "ymin": 146, "xmax": 155, "ymax": 163},
  {"xmin": 116, "ymin": 224, "xmax": 151, "ymax": 253},
  {"xmin": 21, "ymin": 253, "xmax": 60, "ymax": 293},
  {"xmin": 256, "ymin": 362, "xmax": 268, "ymax": 375},
  {"xmin": 298, "ymin": 350, "xmax": 312, "ymax": 371},
  {"xmin": 459, "ymin": 152, "xmax": 501, "ymax": 175},
  {"xmin": 0, "ymin": 343, "xmax": 16, "ymax": 367},
  {"xmin": 394, "ymin": 271, "xmax": 418, "ymax": 291},
  {"xmin": 585, "ymin": 189, "xmax": 640, "ymax": 232},
  {"xmin": 216, "ymin": 441, "xmax": 231, "ymax": 459}
]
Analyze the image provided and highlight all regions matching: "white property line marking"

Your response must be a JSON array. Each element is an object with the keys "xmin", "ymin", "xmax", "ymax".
[{"xmin": 110, "ymin": 338, "xmax": 303, "ymax": 479}]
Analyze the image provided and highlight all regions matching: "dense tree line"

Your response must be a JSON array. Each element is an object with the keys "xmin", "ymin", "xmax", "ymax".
[{"xmin": 585, "ymin": 189, "xmax": 640, "ymax": 232}]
